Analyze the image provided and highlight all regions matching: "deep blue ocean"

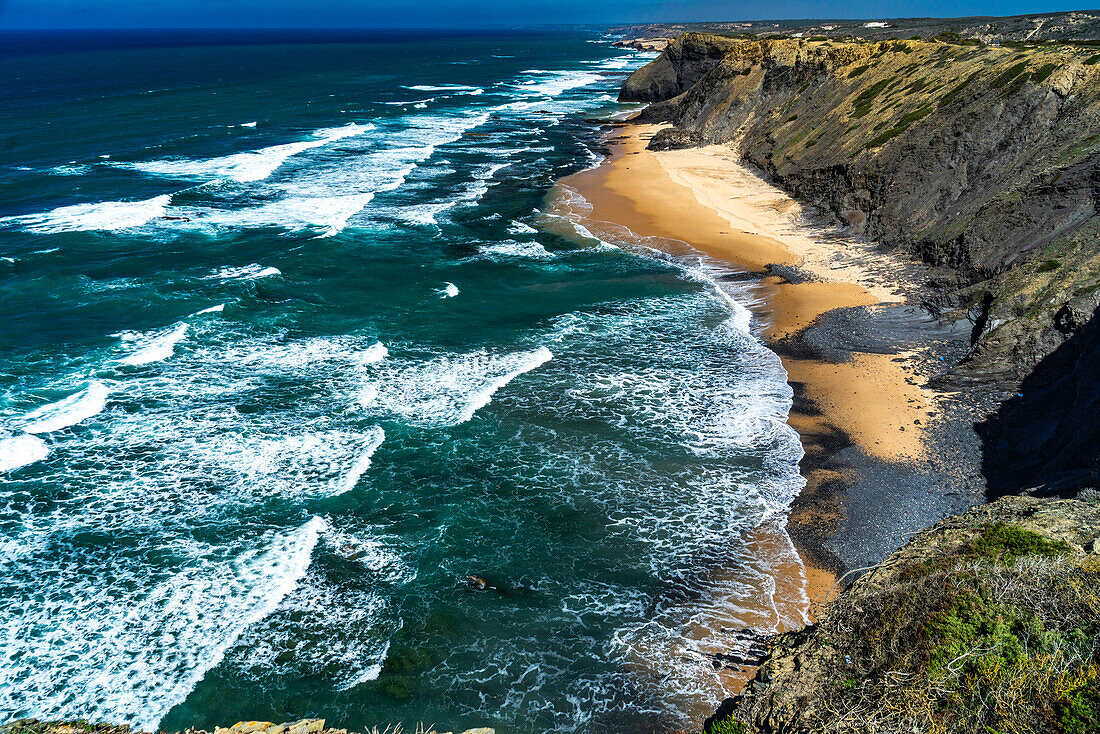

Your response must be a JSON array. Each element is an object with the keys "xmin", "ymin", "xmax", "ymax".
[{"xmin": 0, "ymin": 31, "xmax": 807, "ymax": 734}]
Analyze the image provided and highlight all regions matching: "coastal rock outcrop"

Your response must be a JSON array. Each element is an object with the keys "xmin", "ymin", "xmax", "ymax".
[
  {"xmin": 706, "ymin": 496, "xmax": 1100, "ymax": 734},
  {"xmin": 622, "ymin": 35, "xmax": 1100, "ymax": 496},
  {"xmin": 0, "ymin": 722, "xmax": 494, "ymax": 734},
  {"xmin": 618, "ymin": 34, "xmax": 738, "ymax": 102}
]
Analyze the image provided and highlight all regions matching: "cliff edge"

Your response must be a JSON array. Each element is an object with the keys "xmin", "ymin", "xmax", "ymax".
[
  {"xmin": 622, "ymin": 35, "xmax": 1100, "ymax": 498},
  {"xmin": 706, "ymin": 496, "xmax": 1100, "ymax": 734}
]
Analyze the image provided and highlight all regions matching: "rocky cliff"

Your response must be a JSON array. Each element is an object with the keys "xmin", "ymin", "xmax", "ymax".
[
  {"xmin": 622, "ymin": 34, "xmax": 1100, "ymax": 497},
  {"xmin": 705, "ymin": 496, "xmax": 1100, "ymax": 734},
  {"xmin": 0, "ymin": 720, "xmax": 493, "ymax": 734}
]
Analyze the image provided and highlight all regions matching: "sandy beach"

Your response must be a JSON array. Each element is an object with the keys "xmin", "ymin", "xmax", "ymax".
[{"xmin": 554, "ymin": 123, "xmax": 945, "ymax": 636}]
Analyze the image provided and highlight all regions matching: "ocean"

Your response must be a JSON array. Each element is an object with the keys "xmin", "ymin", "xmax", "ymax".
[{"xmin": 0, "ymin": 30, "xmax": 806, "ymax": 734}]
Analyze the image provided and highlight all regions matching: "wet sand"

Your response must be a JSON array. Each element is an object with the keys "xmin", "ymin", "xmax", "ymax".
[{"xmin": 556, "ymin": 123, "xmax": 944, "ymax": 618}]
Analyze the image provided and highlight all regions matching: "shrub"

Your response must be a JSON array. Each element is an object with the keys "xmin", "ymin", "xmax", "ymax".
[
  {"xmin": 704, "ymin": 717, "xmax": 745, "ymax": 734},
  {"xmin": 939, "ymin": 71, "xmax": 981, "ymax": 108},
  {"xmin": 847, "ymin": 63, "xmax": 870, "ymax": 78},
  {"xmin": 1032, "ymin": 63, "xmax": 1059, "ymax": 83},
  {"xmin": 992, "ymin": 61, "xmax": 1030, "ymax": 88},
  {"xmin": 850, "ymin": 77, "xmax": 893, "ymax": 117},
  {"xmin": 970, "ymin": 522, "xmax": 1072, "ymax": 560},
  {"xmin": 866, "ymin": 126, "xmax": 906, "ymax": 148}
]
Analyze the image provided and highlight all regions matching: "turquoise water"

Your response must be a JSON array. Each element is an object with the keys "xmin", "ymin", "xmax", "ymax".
[{"xmin": 0, "ymin": 31, "xmax": 806, "ymax": 734}]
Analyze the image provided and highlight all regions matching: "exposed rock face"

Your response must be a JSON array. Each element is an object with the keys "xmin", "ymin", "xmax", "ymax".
[
  {"xmin": 646, "ymin": 127, "xmax": 705, "ymax": 150},
  {"xmin": 709, "ymin": 496, "xmax": 1100, "ymax": 733},
  {"xmin": 0, "ymin": 721, "xmax": 495, "ymax": 734},
  {"xmin": 618, "ymin": 34, "xmax": 738, "ymax": 102},
  {"xmin": 623, "ymin": 36, "xmax": 1100, "ymax": 496},
  {"xmin": 611, "ymin": 37, "xmax": 668, "ymax": 52}
]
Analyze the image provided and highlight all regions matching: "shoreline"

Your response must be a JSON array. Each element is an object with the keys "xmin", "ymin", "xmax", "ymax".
[{"xmin": 553, "ymin": 122, "xmax": 987, "ymax": 692}]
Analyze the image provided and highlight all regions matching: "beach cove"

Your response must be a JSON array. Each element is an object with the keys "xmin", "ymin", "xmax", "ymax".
[{"xmin": 555, "ymin": 121, "xmax": 985, "ymax": 652}]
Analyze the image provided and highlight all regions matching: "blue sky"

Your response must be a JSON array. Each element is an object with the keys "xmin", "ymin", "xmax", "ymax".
[{"xmin": 0, "ymin": 0, "xmax": 1085, "ymax": 29}]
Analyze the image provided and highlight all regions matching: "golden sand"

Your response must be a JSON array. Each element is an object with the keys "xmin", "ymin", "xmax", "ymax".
[{"xmin": 556, "ymin": 124, "xmax": 941, "ymax": 624}]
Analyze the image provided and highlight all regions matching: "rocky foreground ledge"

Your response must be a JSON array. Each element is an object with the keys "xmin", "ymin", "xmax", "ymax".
[
  {"xmin": 1, "ymin": 720, "xmax": 493, "ymax": 734},
  {"xmin": 704, "ymin": 496, "xmax": 1100, "ymax": 734}
]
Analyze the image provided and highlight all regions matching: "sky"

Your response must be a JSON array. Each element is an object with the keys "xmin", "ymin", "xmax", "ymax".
[{"xmin": 0, "ymin": 0, "xmax": 1087, "ymax": 29}]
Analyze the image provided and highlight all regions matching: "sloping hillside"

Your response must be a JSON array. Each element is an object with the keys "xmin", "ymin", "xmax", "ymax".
[{"xmin": 622, "ymin": 35, "xmax": 1100, "ymax": 496}]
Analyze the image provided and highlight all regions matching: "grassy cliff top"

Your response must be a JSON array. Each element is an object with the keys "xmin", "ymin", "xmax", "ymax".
[{"xmin": 709, "ymin": 496, "xmax": 1100, "ymax": 734}]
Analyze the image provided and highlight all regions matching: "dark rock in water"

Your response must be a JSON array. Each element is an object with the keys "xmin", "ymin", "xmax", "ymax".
[
  {"xmin": 466, "ymin": 574, "xmax": 491, "ymax": 591},
  {"xmin": 463, "ymin": 575, "xmax": 528, "ymax": 596},
  {"xmin": 647, "ymin": 127, "xmax": 705, "ymax": 150}
]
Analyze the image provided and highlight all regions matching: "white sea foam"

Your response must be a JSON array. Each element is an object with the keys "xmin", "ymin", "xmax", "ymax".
[
  {"xmin": 20, "ymin": 382, "xmax": 109, "ymax": 434},
  {"xmin": 358, "ymin": 342, "xmax": 389, "ymax": 364},
  {"xmin": 2, "ymin": 194, "xmax": 172, "ymax": 234},
  {"xmin": 0, "ymin": 516, "xmax": 325, "ymax": 730},
  {"xmin": 516, "ymin": 70, "xmax": 602, "ymax": 97},
  {"xmin": 508, "ymin": 220, "xmax": 538, "ymax": 235},
  {"xmin": 480, "ymin": 239, "xmax": 555, "ymax": 260},
  {"xmin": 407, "ymin": 84, "xmax": 481, "ymax": 91},
  {"xmin": 437, "ymin": 282, "xmax": 459, "ymax": 298},
  {"xmin": 49, "ymin": 164, "xmax": 92, "ymax": 176},
  {"xmin": 195, "ymin": 303, "xmax": 226, "ymax": 315},
  {"xmin": 226, "ymin": 565, "xmax": 398, "ymax": 694},
  {"xmin": 241, "ymin": 121, "xmax": 258, "ymax": 128},
  {"xmin": 358, "ymin": 346, "xmax": 552, "ymax": 427},
  {"xmin": 0, "ymin": 434, "xmax": 49, "ymax": 472},
  {"xmin": 400, "ymin": 200, "xmax": 456, "ymax": 226},
  {"xmin": 334, "ymin": 427, "xmax": 386, "ymax": 495},
  {"xmin": 127, "ymin": 123, "xmax": 372, "ymax": 183},
  {"xmin": 204, "ymin": 264, "xmax": 281, "ymax": 280},
  {"xmin": 384, "ymin": 97, "xmax": 434, "ymax": 106},
  {"xmin": 117, "ymin": 323, "xmax": 188, "ymax": 366},
  {"xmin": 192, "ymin": 193, "xmax": 375, "ymax": 237}
]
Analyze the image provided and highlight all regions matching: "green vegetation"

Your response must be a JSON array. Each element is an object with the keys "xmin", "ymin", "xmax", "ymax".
[
  {"xmin": 991, "ymin": 60, "xmax": 1030, "ymax": 89},
  {"xmin": 923, "ymin": 576, "xmax": 1100, "ymax": 734},
  {"xmin": 785, "ymin": 114, "xmax": 798, "ymax": 122},
  {"xmin": 1086, "ymin": 54, "xmax": 1100, "ymax": 65},
  {"xmin": 970, "ymin": 522, "xmax": 1072, "ymax": 559},
  {"xmin": 705, "ymin": 510, "xmax": 1098, "ymax": 734},
  {"xmin": 939, "ymin": 71, "xmax": 981, "ymax": 108},
  {"xmin": 1032, "ymin": 62, "xmax": 1059, "ymax": 84},
  {"xmin": 850, "ymin": 77, "xmax": 893, "ymax": 117},
  {"xmin": 740, "ymin": 66, "xmax": 753, "ymax": 75},
  {"xmin": 847, "ymin": 64, "xmax": 870, "ymax": 78},
  {"xmin": 865, "ymin": 105, "xmax": 935, "ymax": 149},
  {"xmin": 898, "ymin": 105, "xmax": 934, "ymax": 126},
  {"xmin": 866, "ymin": 126, "xmax": 906, "ymax": 149},
  {"xmin": 703, "ymin": 718, "xmax": 745, "ymax": 734},
  {"xmin": 904, "ymin": 76, "xmax": 929, "ymax": 94}
]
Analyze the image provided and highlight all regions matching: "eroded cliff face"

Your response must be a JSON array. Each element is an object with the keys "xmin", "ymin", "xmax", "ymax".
[
  {"xmin": 623, "ymin": 36, "xmax": 1100, "ymax": 379},
  {"xmin": 618, "ymin": 34, "xmax": 739, "ymax": 102},
  {"xmin": 623, "ymin": 36, "xmax": 1100, "ymax": 496}
]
